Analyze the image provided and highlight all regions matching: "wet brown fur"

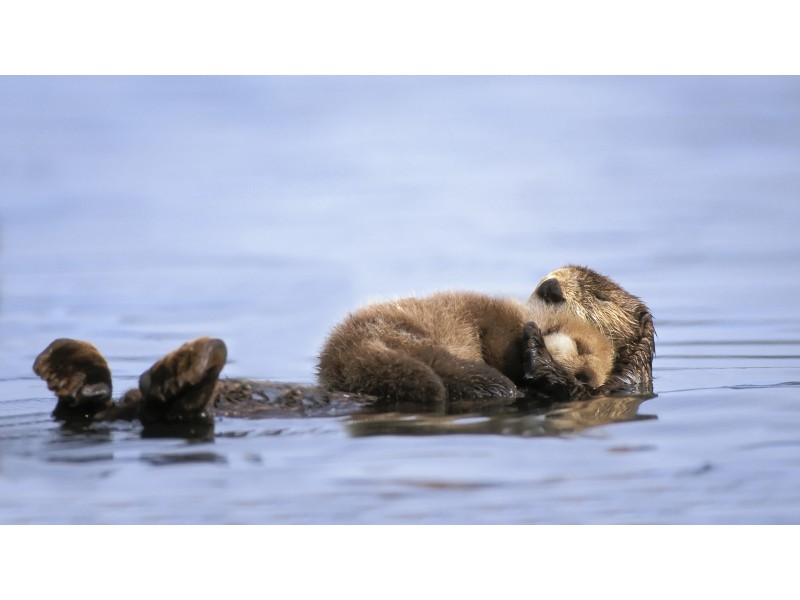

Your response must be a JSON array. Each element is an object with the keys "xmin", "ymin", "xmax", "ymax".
[
  {"xmin": 134, "ymin": 336, "xmax": 227, "ymax": 428},
  {"xmin": 33, "ymin": 339, "xmax": 114, "ymax": 420}
]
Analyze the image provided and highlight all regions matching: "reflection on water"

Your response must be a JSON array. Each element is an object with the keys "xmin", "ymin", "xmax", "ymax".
[
  {"xmin": 140, "ymin": 451, "xmax": 226, "ymax": 466},
  {"xmin": 2, "ymin": 76, "xmax": 800, "ymax": 524},
  {"xmin": 348, "ymin": 394, "xmax": 656, "ymax": 437}
]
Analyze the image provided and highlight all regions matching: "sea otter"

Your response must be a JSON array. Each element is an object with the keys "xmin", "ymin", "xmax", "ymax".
[
  {"xmin": 317, "ymin": 265, "xmax": 651, "ymax": 403},
  {"xmin": 32, "ymin": 265, "xmax": 655, "ymax": 432}
]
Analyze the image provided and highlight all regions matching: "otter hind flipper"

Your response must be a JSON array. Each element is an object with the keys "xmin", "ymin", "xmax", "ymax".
[
  {"xmin": 137, "ymin": 337, "xmax": 227, "ymax": 429},
  {"xmin": 33, "ymin": 339, "xmax": 114, "ymax": 421}
]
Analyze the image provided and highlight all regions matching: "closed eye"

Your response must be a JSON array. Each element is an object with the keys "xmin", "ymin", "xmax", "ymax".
[{"xmin": 594, "ymin": 292, "xmax": 610, "ymax": 301}]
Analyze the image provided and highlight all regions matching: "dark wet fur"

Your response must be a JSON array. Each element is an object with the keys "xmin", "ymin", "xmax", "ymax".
[
  {"xmin": 33, "ymin": 339, "xmax": 114, "ymax": 421},
  {"xmin": 135, "ymin": 337, "xmax": 227, "ymax": 427},
  {"xmin": 34, "ymin": 338, "xmax": 228, "ymax": 436},
  {"xmin": 32, "ymin": 337, "xmax": 380, "ymax": 435}
]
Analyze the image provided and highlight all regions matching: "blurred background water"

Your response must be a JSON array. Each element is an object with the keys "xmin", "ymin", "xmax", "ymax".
[{"xmin": 1, "ymin": 76, "xmax": 799, "ymax": 523}]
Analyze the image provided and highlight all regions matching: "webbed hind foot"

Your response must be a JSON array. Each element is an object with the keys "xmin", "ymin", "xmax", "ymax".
[
  {"xmin": 33, "ymin": 339, "xmax": 113, "ymax": 421},
  {"xmin": 137, "ymin": 337, "xmax": 227, "ymax": 430}
]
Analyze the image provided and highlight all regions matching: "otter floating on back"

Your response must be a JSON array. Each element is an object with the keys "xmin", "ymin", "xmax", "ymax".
[{"xmin": 32, "ymin": 265, "xmax": 655, "ymax": 432}]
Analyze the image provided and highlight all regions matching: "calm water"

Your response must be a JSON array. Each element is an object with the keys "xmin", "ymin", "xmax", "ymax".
[{"xmin": 1, "ymin": 76, "xmax": 799, "ymax": 524}]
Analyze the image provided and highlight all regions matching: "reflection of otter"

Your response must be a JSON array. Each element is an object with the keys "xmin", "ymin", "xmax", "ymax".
[
  {"xmin": 319, "ymin": 265, "xmax": 653, "ymax": 403},
  {"xmin": 32, "ymin": 265, "xmax": 655, "ymax": 436},
  {"xmin": 347, "ymin": 393, "xmax": 656, "ymax": 438}
]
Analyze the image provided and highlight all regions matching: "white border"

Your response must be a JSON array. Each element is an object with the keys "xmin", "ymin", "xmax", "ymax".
[
  {"xmin": 2, "ymin": 525, "xmax": 797, "ymax": 598},
  {"xmin": 1, "ymin": 1, "xmax": 798, "ymax": 74}
]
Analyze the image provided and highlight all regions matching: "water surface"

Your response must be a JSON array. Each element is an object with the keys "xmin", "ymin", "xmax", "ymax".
[{"xmin": 1, "ymin": 76, "xmax": 800, "ymax": 523}]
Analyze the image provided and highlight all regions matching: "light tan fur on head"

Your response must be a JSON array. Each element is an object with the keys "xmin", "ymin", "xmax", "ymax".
[
  {"xmin": 526, "ymin": 303, "xmax": 614, "ymax": 389},
  {"xmin": 529, "ymin": 265, "xmax": 655, "ymax": 391},
  {"xmin": 531, "ymin": 266, "xmax": 642, "ymax": 349}
]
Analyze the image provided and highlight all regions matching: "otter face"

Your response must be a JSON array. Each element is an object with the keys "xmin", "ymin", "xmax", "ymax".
[
  {"xmin": 542, "ymin": 331, "xmax": 612, "ymax": 389},
  {"xmin": 529, "ymin": 265, "xmax": 653, "ymax": 354}
]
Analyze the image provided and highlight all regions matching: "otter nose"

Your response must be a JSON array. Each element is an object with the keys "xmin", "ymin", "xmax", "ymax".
[{"xmin": 536, "ymin": 278, "xmax": 565, "ymax": 304}]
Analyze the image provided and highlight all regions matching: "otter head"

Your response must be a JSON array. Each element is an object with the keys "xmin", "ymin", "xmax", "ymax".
[{"xmin": 529, "ymin": 265, "xmax": 655, "ymax": 390}]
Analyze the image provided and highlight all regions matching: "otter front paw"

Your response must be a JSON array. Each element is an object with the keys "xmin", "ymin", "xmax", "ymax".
[
  {"xmin": 520, "ymin": 322, "xmax": 577, "ymax": 399},
  {"xmin": 33, "ymin": 339, "xmax": 113, "ymax": 421},
  {"xmin": 522, "ymin": 321, "xmax": 547, "ymax": 381}
]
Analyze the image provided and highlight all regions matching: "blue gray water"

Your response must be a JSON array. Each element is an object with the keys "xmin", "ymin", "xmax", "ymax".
[{"xmin": 1, "ymin": 76, "xmax": 799, "ymax": 523}]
